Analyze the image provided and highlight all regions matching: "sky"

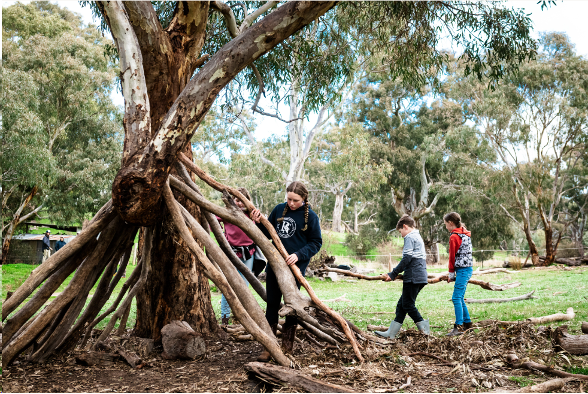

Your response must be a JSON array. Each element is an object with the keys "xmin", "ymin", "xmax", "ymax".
[{"xmin": 3, "ymin": 0, "xmax": 588, "ymax": 142}]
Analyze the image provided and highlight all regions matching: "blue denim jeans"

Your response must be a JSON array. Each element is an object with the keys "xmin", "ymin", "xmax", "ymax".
[
  {"xmin": 220, "ymin": 255, "xmax": 254, "ymax": 318},
  {"xmin": 452, "ymin": 266, "xmax": 473, "ymax": 325}
]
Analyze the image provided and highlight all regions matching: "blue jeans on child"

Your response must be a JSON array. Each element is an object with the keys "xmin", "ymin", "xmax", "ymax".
[
  {"xmin": 220, "ymin": 255, "xmax": 254, "ymax": 318},
  {"xmin": 452, "ymin": 266, "xmax": 473, "ymax": 325}
]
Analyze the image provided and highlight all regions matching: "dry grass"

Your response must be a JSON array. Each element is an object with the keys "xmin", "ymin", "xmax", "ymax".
[{"xmin": 507, "ymin": 256, "xmax": 523, "ymax": 270}]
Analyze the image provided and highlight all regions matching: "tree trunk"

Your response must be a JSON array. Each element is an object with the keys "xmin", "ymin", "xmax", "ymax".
[
  {"xmin": 424, "ymin": 241, "xmax": 439, "ymax": 265},
  {"xmin": 134, "ymin": 185, "xmax": 219, "ymax": 341},
  {"xmin": 553, "ymin": 326, "xmax": 588, "ymax": 355},
  {"xmin": 1, "ymin": 186, "xmax": 38, "ymax": 264},
  {"xmin": 522, "ymin": 220, "xmax": 541, "ymax": 266},
  {"xmin": 332, "ymin": 193, "xmax": 344, "ymax": 233}
]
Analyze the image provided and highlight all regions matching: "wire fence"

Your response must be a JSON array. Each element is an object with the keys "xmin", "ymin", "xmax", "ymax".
[{"xmin": 323, "ymin": 247, "xmax": 585, "ymax": 260}]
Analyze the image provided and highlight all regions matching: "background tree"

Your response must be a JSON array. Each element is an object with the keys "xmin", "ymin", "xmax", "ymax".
[
  {"xmin": 1, "ymin": 2, "xmax": 122, "ymax": 263},
  {"xmin": 308, "ymin": 123, "xmax": 391, "ymax": 232},
  {"xmin": 446, "ymin": 33, "xmax": 588, "ymax": 265},
  {"xmin": 2, "ymin": 0, "xmax": 538, "ymax": 368}
]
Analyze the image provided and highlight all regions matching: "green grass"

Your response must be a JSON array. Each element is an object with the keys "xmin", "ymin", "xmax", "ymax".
[
  {"xmin": 508, "ymin": 376, "xmax": 535, "ymax": 387},
  {"xmin": 567, "ymin": 366, "xmax": 588, "ymax": 375},
  {"xmin": 4, "ymin": 261, "xmax": 588, "ymax": 336},
  {"xmin": 2, "ymin": 263, "xmax": 138, "ymax": 330}
]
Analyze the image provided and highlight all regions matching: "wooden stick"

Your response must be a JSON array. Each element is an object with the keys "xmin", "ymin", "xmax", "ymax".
[
  {"xmin": 326, "ymin": 267, "xmax": 520, "ymax": 291},
  {"xmin": 179, "ymin": 154, "xmax": 364, "ymax": 362},
  {"xmin": 465, "ymin": 291, "xmax": 536, "ymax": 304}
]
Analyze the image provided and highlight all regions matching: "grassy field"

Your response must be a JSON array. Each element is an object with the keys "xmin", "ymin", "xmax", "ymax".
[{"xmin": 3, "ymin": 231, "xmax": 587, "ymax": 335}]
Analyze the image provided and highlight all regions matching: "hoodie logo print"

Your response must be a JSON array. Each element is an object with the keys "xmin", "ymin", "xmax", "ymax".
[{"xmin": 277, "ymin": 217, "xmax": 296, "ymax": 238}]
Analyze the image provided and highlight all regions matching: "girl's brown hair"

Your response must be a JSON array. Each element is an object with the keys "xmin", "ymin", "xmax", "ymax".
[
  {"xmin": 443, "ymin": 212, "xmax": 462, "ymax": 227},
  {"xmin": 237, "ymin": 187, "xmax": 251, "ymax": 201},
  {"xmin": 278, "ymin": 181, "xmax": 311, "ymax": 231},
  {"xmin": 396, "ymin": 214, "xmax": 416, "ymax": 230}
]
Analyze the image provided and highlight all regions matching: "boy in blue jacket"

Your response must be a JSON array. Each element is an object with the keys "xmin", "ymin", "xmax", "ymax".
[{"xmin": 375, "ymin": 215, "xmax": 430, "ymax": 338}]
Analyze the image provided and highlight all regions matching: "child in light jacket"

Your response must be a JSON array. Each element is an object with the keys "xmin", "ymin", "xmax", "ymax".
[{"xmin": 375, "ymin": 215, "xmax": 430, "ymax": 338}]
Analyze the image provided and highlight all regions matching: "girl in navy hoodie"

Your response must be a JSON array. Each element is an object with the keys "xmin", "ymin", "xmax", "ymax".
[
  {"xmin": 444, "ymin": 212, "xmax": 473, "ymax": 336},
  {"xmin": 251, "ymin": 181, "xmax": 322, "ymax": 361}
]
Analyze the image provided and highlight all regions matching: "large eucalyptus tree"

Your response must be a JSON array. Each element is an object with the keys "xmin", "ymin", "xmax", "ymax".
[{"xmin": 3, "ymin": 0, "xmax": 537, "ymax": 368}]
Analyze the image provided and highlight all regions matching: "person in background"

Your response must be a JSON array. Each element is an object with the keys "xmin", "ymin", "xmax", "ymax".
[
  {"xmin": 218, "ymin": 187, "xmax": 257, "ymax": 326},
  {"xmin": 375, "ymin": 215, "xmax": 430, "ymax": 339},
  {"xmin": 250, "ymin": 181, "xmax": 322, "ymax": 362},
  {"xmin": 444, "ymin": 211, "xmax": 473, "ymax": 336},
  {"xmin": 55, "ymin": 236, "xmax": 66, "ymax": 252},
  {"xmin": 42, "ymin": 230, "xmax": 52, "ymax": 263}
]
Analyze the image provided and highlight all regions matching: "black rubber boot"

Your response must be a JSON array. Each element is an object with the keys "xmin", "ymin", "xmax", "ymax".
[{"xmin": 446, "ymin": 324, "xmax": 464, "ymax": 337}]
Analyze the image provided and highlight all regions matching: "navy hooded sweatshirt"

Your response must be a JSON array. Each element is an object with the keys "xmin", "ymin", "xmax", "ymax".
[{"xmin": 259, "ymin": 202, "xmax": 322, "ymax": 264}]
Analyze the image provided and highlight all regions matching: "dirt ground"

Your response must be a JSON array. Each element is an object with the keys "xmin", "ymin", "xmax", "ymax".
[{"xmin": 3, "ymin": 322, "xmax": 587, "ymax": 393}]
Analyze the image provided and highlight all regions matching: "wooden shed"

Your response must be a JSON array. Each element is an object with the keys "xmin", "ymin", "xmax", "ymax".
[{"xmin": 5, "ymin": 234, "xmax": 76, "ymax": 265}]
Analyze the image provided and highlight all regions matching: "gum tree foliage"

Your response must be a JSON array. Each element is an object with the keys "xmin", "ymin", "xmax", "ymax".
[
  {"xmin": 2, "ymin": 0, "xmax": 540, "ymax": 368},
  {"xmin": 307, "ymin": 123, "xmax": 391, "ymax": 233},
  {"xmin": 1, "ymin": 1, "xmax": 122, "ymax": 263},
  {"xmin": 445, "ymin": 33, "xmax": 588, "ymax": 265}
]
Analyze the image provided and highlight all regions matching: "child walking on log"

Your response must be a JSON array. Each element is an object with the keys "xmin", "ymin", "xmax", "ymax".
[
  {"xmin": 217, "ymin": 187, "xmax": 257, "ymax": 325},
  {"xmin": 250, "ymin": 181, "xmax": 322, "ymax": 362},
  {"xmin": 444, "ymin": 212, "xmax": 473, "ymax": 336},
  {"xmin": 375, "ymin": 215, "xmax": 430, "ymax": 338}
]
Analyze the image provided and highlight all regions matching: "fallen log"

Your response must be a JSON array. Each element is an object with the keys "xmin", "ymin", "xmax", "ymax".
[
  {"xmin": 506, "ymin": 353, "xmax": 588, "ymax": 381},
  {"xmin": 527, "ymin": 307, "xmax": 575, "ymax": 324},
  {"xmin": 161, "ymin": 321, "xmax": 206, "ymax": 360},
  {"xmin": 244, "ymin": 362, "xmax": 355, "ymax": 393},
  {"xmin": 117, "ymin": 348, "xmax": 142, "ymax": 368},
  {"xmin": 75, "ymin": 351, "xmax": 119, "ymax": 367},
  {"xmin": 465, "ymin": 291, "xmax": 536, "ymax": 304},
  {"xmin": 582, "ymin": 322, "xmax": 588, "ymax": 334},
  {"xmin": 514, "ymin": 377, "xmax": 577, "ymax": 393},
  {"xmin": 478, "ymin": 307, "xmax": 576, "ymax": 327},
  {"xmin": 553, "ymin": 326, "xmax": 588, "ymax": 355}
]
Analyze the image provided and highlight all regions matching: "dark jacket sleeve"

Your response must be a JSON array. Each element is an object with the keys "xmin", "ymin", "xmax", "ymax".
[
  {"xmin": 43, "ymin": 236, "xmax": 51, "ymax": 249},
  {"xmin": 257, "ymin": 206, "xmax": 278, "ymax": 240},
  {"xmin": 389, "ymin": 254, "xmax": 411, "ymax": 279},
  {"xmin": 294, "ymin": 213, "xmax": 322, "ymax": 261}
]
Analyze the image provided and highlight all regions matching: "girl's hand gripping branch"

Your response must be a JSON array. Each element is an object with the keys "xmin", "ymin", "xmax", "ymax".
[{"xmin": 250, "ymin": 208, "xmax": 264, "ymax": 223}]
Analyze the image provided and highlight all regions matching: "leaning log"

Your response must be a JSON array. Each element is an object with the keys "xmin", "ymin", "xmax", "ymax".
[
  {"xmin": 465, "ymin": 291, "xmax": 536, "ymax": 304},
  {"xmin": 161, "ymin": 321, "xmax": 206, "ymax": 360},
  {"xmin": 553, "ymin": 326, "xmax": 588, "ymax": 355},
  {"xmin": 244, "ymin": 362, "xmax": 355, "ymax": 393},
  {"xmin": 506, "ymin": 353, "xmax": 588, "ymax": 381}
]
